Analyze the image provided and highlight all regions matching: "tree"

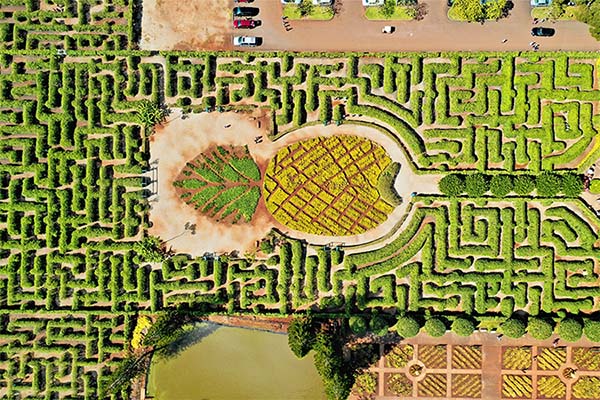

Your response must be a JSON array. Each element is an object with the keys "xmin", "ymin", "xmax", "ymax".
[
  {"xmin": 484, "ymin": 0, "xmax": 508, "ymax": 20},
  {"xmin": 465, "ymin": 173, "xmax": 489, "ymax": 197},
  {"xmin": 537, "ymin": 172, "xmax": 562, "ymax": 197},
  {"xmin": 134, "ymin": 236, "xmax": 166, "ymax": 263},
  {"xmin": 369, "ymin": 314, "xmax": 390, "ymax": 336},
  {"xmin": 558, "ymin": 318, "xmax": 583, "ymax": 342},
  {"xmin": 452, "ymin": 318, "xmax": 475, "ymax": 337},
  {"xmin": 561, "ymin": 173, "xmax": 583, "ymax": 197},
  {"xmin": 490, "ymin": 174, "xmax": 513, "ymax": 197},
  {"xmin": 527, "ymin": 317, "xmax": 554, "ymax": 340},
  {"xmin": 451, "ymin": 0, "xmax": 485, "ymax": 21},
  {"xmin": 299, "ymin": 0, "xmax": 314, "ymax": 17},
  {"xmin": 424, "ymin": 318, "xmax": 446, "ymax": 338},
  {"xmin": 349, "ymin": 316, "xmax": 368, "ymax": 335},
  {"xmin": 395, "ymin": 315, "xmax": 420, "ymax": 338},
  {"xmin": 439, "ymin": 174, "xmax": 465, "ymax": 196},
  {"xmin": 513, "ymin": 175, "xmax": 535, "ymax": 195},
  {"xmin": 260, "ymin": 239, "xmax": 275, "ymax": 254},
  {"xmin": 288, "ymin": 315, "xmax": 316, "ymax": 358},
  {"xmin": 583, "ymin": 319, "xmax": 600, "ymax": 342},
  {"xmin": 501, "ymin": 318, "xmax": 526, "ymax": 338},
  {"xmin": 574, "ymin": 0, "xmax": 600, "ymax": 41},
  {"xmin": 136, "ymin": 100, "xmax": 167, "ymax": 133},
  {"xmin": 381, "ymin": 0, "xmax": 397, "ymax": 18}
]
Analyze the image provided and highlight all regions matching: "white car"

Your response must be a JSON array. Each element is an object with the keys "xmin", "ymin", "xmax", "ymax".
[
  {"xmin": 362, "ymin": 0, "xmax": 384, "ymax": 5},
  {"xmin": 233, "ymin": 36, "xmax": 259, "ymax": 47}
]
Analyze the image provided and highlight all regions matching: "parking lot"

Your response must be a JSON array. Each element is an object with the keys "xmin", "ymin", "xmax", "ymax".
[{"xmin": 141, "ymin": 0, "xmax": 600, "ymax": 52}]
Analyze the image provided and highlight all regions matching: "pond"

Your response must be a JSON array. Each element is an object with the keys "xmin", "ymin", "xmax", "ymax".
[{"xmin": 146, "ymin": 323, "xmax": 326, "ymax": 400}]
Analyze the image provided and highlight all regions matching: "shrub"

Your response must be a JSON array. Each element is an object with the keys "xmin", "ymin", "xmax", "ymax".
[
  {"xmin": 583, "ymin": 319, "xmax": 600, "ymax": 342},
  {"xmin": 537, "ymin": 172, "xmax": 562, "ymax": 197},
  {"xmin": 490, "ymin": 174, "xmax": 513, "ymax": 197},
  {"xmin": 395, "ymin": 315, "xmax": 420, "ymax": 338},
  {"xmin": 452, "ymin": 318, "xmax": 475, "ymax": 337},
  {"xmin": 439, "ymin": 174, "xmax": 465, "ymax": 196},
  {"xmin": 501, "ymin": 318, "xmax": 526, "ymax": 339},
  {"xmin": 513, "ymin": 175, "xmax": 535, "ymax": 195},
  {"xmin": 423, "ymin": 318, "xmax": 446, "ymax": 338},
  {"xmin": 260, "ymin": 240, "xmax": 274, "ymax": 254},
  {"xmin": 561, "ymin": 173, "xmax": 583, "ymax": 197},
  {"xmin": 369, "ymin": 314, "xmax": 390, "ymax": 336},
  {"xmin": 288, "ymin": 315, "xmax": 316, "ymax": 358},
  {"xmin": 465, "ymin": 173, "xmax": 489, "ymax": 197},
  {"xmin": 133, "ymin": 236, "xmax": 166, "ymax": 262},
  {"xmin": 590, "ymin": 179, "xmax": 600, "ymax": 194},
  {"xmin": 349, "ymin": 316, "xmax": 368, "ymax": 335},
  {"xmin": 558, "ymin": 318, "xmax": 583, "ymax": 342},
  {"xmin": 527, "ymin": 317, "xmax": 554, "ymax": 340}
]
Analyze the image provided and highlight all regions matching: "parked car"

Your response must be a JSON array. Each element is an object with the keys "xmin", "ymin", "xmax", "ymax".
[
  {"xmin": 233, "ymin": 19, "xmax": 258, "ymax": 29},
  {"xmin": 233, "ymin": 7, "xmax": 258, "ymax": 17},
  {"xmin": 234, "ymin": 0, "xmax": 253, "ymax": 3},
  {"xmin": 531, "ymin": 27, "xmax": 555, "ymax": 37},
  {"xmin": 233, "ymin": 36, "xmax": 260, "ymax": 47}
]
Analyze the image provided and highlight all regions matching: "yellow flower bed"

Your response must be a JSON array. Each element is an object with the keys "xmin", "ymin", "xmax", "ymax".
[
  {"xmin": 263, "ymin": 135, "xmax": 395, "ymax": 236},
  {"xmin": 502, "ymin": 347, "xmax": 532, "ymax": 370},
  {"xmin": 502, "ymin": 375, "xmax": 532, "ymax": 398},
  {"xmin": 537, "ymin": 376, "xmax": 565, "ymax": 399},
  {"xmin": 573, "ymin": 347, "xmax": 600, "ymax": 371},
  {"xmin": 573, "ymin": 376, "xmax": 600, "ymax": 399},
  {"xmin": 537, "ymin": 347, "xmax": 566, "ymax": 371}
]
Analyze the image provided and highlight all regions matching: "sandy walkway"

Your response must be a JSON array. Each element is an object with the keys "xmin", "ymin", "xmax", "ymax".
[{"xmin": 147, "ymin": 109, "xmax": 440, "ymax": 257}]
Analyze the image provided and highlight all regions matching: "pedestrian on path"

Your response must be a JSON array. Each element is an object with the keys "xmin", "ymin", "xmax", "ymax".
[{"xmin": 502, "ymin": 38, "xmax": 508, "ymax": 43}]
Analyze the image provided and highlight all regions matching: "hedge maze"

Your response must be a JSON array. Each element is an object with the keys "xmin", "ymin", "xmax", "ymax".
[{"xmin": 1, "ymin": 12, "xmax": 600, "ymax": 396}]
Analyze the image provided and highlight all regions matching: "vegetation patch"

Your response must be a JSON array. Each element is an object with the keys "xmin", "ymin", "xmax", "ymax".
[
  {"xmin": 174, "ymin": 145, "xmax": 261, "ymax": 223},
  {"xmin": 263, "ymin": 135, "xmax": 395, "ymax": 235}
]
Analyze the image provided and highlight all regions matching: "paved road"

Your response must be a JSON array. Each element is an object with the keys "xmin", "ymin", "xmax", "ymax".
[{"xmin": 246, "ymin": 0, "xmax": 600, "ymax": 52}]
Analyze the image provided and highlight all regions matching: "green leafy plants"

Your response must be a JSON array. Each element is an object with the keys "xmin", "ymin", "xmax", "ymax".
[
  {"xmin": 561, "ymin": 173, "xmax": 583, "ymax": 197},
  {"xmin": 490, "ymin": 174, "xmax": 513, "ymax": 197},
  {"xmin": 288, "ymin": 315, "xmax": 316, "ymax": 358},
  {"xmin": 439, "ymin": 174, "xmax": 465, "ymax": 196},
  {"xmin": 527, "ymin": 318, "xmax": 554, "ymax": 340},
  {"xmin": 395, "ymin": 315, "xmax": 420, "ymax": 338},
  {"xmin": 136, "ymin": 100, "xmax": 167, "ymax": 132},
  {"xmin": 501, "ymin": 318, "xmax": 526, "ymax": 339},
  {"xmin": 174, "ymin": 145, "xmax": 261, "ymax": 223},
  {"xmin": 424, "ymin": 318, "xmax": 446, "ymax": 337},
  {"xmin": 452, "ymin": 318, "xmax": 475, "ymax": 337},
  {"xmin": 513, "ymin": 175, "xmax": 535, "ymax": 195},
  {"xmin": 134, "ymin": 236, "xmax": 167, "ymax": 263},
  {"xmin": 558, "ymin": 318, "xmax": 583, "ymax": 342},
  {"xmin": 349, "ymin": 316, "xmax": 368, "ymax": 335},
  {"xmin": 583, "ymin": 319, "xmax": 600, "ymax": 342},
  {"xmin": 537, "ymin": 172, "xmax": 562, "ymax": 197},
  {"xmin": 465, "ymin": 173, "xmax": 489, "ymax": 197}
]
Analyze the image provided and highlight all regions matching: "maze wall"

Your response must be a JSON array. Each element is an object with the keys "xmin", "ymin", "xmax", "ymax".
[{"xmin": 1, "ymin": 50, "xmax": 600, "ymax": 397}]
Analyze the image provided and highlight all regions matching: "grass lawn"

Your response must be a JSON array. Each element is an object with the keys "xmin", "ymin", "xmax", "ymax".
[
  {"xmin": 531, "ymin": 6, "xmax": 578, "ymax": 20},
  {"xmin": 364, "ymin": 6, "xmax": 414, "ymax": 21},
  {"xmin": 282, "ymin": 5, "xmax": 334, "ymax": 20}
]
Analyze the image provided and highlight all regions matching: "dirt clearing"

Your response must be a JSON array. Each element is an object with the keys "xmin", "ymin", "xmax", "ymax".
[{"xmin": 140, "ymin": 0, "xmax": 231, "ymax": 51}]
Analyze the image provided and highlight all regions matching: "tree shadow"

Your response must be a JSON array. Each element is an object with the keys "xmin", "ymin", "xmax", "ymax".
[{"xmin": 156, "ymin": 322, "xmax": 220, "ymax": 360}]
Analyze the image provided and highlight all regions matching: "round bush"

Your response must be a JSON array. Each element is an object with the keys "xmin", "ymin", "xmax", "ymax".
[
  {"xmin": 527, "ymin": 317, "xmax": 554, "ymax": 340},
  {"xmin": 439, "ymin": 174, "xmax": 465, "ymax": 196},
  {"xmin": 452, "ymin": 318, "xmax": 475, "ymax": 337},
  {"xmin": 583, "ymin": 319, "xmax": 600, "ymax": 342},
  {"xmin": 465, "ymin": 173, "xmax": 489, "ymax": 197},
  {"xmin": 561, "ymin": 173, "xmax": 583, "ymax": 197},
  {"xmin": 501, "ymin": 318, "xmax": 526, "ymax": 338},
  {"xmin": 537, "ymin": 172, "xmax": 562, "ymax": 197},
  {"xmin": 558, "ymin": 318, "xmax": 583, "ymax": 342},
  {"xmin": 395, "ymin": 316, "xmax": 420, "ymax": 338},
  {"xmin": 349, "ymin": 316, "xmax": 367, "ymax": 335},
  {"xmin": 424, "ymin": 318, "xmax": 446, "ymax": 338},
  {"xmin": 513, "ymin": 175, "xmax": 535, "ymax": 195},
  {"xmin": 490, "ymin": 174, "xmax": 513, "ymax": 197},
  {"xmin": 369, "ymin": 314, "xmax": 390, "ymax": 336}
]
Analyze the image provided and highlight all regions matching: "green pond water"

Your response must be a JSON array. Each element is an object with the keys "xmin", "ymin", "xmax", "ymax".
[{"xmin": 147, "ymin": 323, "xmax": 326, "ymax": 400}]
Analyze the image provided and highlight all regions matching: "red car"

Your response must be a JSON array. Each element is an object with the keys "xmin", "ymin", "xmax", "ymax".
[
  {"xmin": 234, "ymin": 0, "xmax": 253, "ymax": 2},
  {"xmin": 233, "ymin": 19, "xmax": 258, "ymax": 29}
]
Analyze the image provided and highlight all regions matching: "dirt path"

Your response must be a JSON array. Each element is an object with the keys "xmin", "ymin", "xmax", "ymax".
[{"xmin": 140, "ymin": 0, "xmax": 230, "ymax": 51}]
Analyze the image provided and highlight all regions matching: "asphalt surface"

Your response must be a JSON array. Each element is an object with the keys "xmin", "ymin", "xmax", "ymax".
[{"xmin": 239, "ymin": 0, "xmax": 600, "ymax": 52}]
